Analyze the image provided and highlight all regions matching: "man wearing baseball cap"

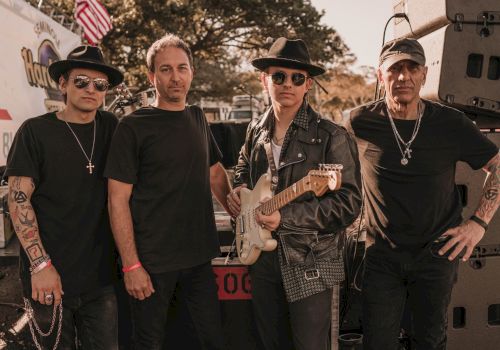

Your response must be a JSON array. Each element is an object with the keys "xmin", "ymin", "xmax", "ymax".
[
  {"xmin": 346, "ymin": 38, "xmax": 499, "ymax": 349},
  {"xmin": 6, "ymin": 45, "xmax": 123, "ymax": 349},
  {"xmin": 228, "ymin": 37, "xmax": 362, "ymax": 350}
]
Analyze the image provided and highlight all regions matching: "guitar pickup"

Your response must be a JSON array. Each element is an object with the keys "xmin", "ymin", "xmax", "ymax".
[{"xmin": 239, "ymin": 216, "xmax": 245, "ymax": 234}]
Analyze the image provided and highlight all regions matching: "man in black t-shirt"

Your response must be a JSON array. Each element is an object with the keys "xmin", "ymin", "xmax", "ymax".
[
  {"xmin": 227, "ymin": 38, "xmax": 362, "ymax": 350},
  {"xmin": 346, "ymin": 38, "xmax": 500, "ymax": 350},
  {"xmin": 6, "ymin": 46, "xmax": 123, "ymax": 349},
  {"xmin": 105, "ymin": 33, "xmax": 232, "ymax": 349}
]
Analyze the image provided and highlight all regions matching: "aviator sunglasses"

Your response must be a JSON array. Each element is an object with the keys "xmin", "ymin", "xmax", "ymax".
[
  {"xmin": 69, "ymin": 75, "xmax": 110, "ymax": 92},
  {"xmin": 269, "ymin": 71, "xmax": 308, "ymax": 86}
]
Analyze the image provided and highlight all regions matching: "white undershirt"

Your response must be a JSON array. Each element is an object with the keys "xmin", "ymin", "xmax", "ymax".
[{"xmin": 271, "ymin": 139, "xmax": 282, "ymax": 169}]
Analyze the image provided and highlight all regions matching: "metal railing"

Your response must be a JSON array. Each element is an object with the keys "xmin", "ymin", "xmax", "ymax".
[{"xmin": 28, "ymin": 0, "xmax": 81, "ymax": 34}]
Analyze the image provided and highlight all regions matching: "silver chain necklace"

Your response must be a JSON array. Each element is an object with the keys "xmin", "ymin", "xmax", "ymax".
[
  {"xmin": 386, "ymin": 101, "xmax": 424, "ymax": 166},
  {"xmin": 63, "ymin": 117, "xmax": 96, "ymax": 174}
]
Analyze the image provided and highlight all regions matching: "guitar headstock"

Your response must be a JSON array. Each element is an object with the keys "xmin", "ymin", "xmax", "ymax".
[{"xmin": 307, "ymin": 164, "xmax": 343, "ymax": 196}]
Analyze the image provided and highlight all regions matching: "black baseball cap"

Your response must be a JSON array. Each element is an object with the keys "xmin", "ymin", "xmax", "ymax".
[{"xmin": 379, "ymin": 38, "xmax": 426, "ymax": 69}]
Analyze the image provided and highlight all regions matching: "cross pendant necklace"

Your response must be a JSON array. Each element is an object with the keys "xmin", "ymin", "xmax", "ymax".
[
  {"xmin": 86, "ymin": 161, "xmax": 95, "ymax": 174},
  {"xmin": 62, "ymin": 115, "xmax": 97, "ymax": 174},
  {"xmin": 387, "ymin": 101, "xmax": 424, "ymax": 166}
]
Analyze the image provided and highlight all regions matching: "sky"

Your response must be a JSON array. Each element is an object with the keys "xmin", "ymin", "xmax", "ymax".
[{"xmin": 311, "ymin": 0, "xmax": 395, "ymax": 69}]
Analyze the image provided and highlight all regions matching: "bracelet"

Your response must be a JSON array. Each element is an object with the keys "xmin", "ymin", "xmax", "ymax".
[
  {"xmin": 31, "ymin": 260, "xmax": 52, "ymax": 275},
  {"xmin": 470, "ymin": 215, "xmax": 488, "ymax": 231},
  {"xmin": 29, "ymin": 255, "xmax": 51, "ymax": 273},
  {"xmin": 122, "ymin": 262, "xmax": 142, "ymax": 273}
]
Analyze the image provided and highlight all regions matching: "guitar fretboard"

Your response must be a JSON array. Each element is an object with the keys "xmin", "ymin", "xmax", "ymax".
[{"xmin": 258, "ymin": 176, "xmax": 311, "ymax": 215}]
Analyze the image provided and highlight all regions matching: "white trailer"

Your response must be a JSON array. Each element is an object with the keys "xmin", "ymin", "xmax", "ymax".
[{"xmin": 0, "ymin": 0, "xmax": 81, "ymax": 165}]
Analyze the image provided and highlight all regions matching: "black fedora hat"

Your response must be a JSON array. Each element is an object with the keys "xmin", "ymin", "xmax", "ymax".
[
  {"xmin": 49, "ymin": 45, "xmax": 124, "ymax": 87},
  {"xmin": 251, "ymin": 37, "xmax": 325, "ymax": 77}
]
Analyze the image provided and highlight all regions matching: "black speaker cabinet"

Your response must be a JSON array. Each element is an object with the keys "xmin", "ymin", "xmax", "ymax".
[
  {"xmin": 393, "ymin": 0, "xmax": 500, "ymax": 39},
  {"xmin": 447, "ymin": 257, "xmax": 500, "ymax": 350},
  {"xmin": 455, "ymin": 132, "xmax": 500, "ymax": 246},
  {"xmin": 449, "ymin": 134, "xmax": 500, "ymax": 349},
  {"xmin": 417, "ymin": 24, "xmax": 500, "ymax": 117}
]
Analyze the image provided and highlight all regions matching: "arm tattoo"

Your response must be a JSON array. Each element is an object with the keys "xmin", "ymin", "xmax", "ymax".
[
  {"xmin": 11, "ymin": 177, "xmax": 22, "ymax": 190},
  {"xmin": 26, "ymin": 243, "xmax": 43, "ymax": 262},
  {"xmin": 8, "ymin": 177, "xmax": 47, "ymax": 262},
  {"xmin": 476, "ymin": 154, "xmax": 500, "ymax": 222},
  {"xmin": 12, "ymin": 190, "xmax": 28, "ymax": 203},
  {"xmin": 19, "ymin": 211, "xmax": 35, "ymax": 227},
  {"xmin": 21, "ymin": 228, "xmax": 38, "ymax": 240}
]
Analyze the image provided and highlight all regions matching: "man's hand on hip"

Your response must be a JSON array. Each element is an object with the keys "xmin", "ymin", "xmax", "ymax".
[{"xmin": 439, "ymin": 220, "xmax": 485, "ymax": 261}]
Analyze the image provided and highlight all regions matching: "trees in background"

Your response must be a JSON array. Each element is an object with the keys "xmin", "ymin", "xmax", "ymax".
[
  {"xmin": 31, "ymin": 0, "xmax": 375, "ymax": 111},
  {"xmin": 310, "ymin": 66, "xmax": 377, "ymax": 123}
]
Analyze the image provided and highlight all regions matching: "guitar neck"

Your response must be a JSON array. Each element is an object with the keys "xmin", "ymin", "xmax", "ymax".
[{"xmin": 258, "ymin": 176, "xmax": 311, "ymax": 215}]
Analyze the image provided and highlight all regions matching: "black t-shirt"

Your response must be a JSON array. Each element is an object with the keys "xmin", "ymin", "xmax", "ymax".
[
  {"xmin": 5, "ymin": 111, "xmax": 118, "ymax": 297},
  {"xmin": 104, "ymin": 105, "xmax": 222, "ymax": 273},
  {"xmin": 347, "ymin": 100, "xmax": 498, "ymax": 257}
]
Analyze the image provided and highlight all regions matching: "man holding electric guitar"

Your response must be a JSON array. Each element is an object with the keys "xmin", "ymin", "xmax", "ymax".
[{"xmin": 227, "ymin": 37, "xmax": 362, "ymax": 350}]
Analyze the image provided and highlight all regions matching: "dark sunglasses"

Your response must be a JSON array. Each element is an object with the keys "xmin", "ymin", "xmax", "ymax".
[
  {"xmin": 69, "ymin": 75, "xmax": 110, "ymax": 92},
  {"xmin": 269, "ymin": 71, "xmax": 308, "ymax": 86}
]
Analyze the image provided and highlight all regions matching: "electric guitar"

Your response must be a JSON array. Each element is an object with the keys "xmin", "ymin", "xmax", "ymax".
[{"xmin": 235, "ymin": 164, "xmax": 343, "ymax": 265}]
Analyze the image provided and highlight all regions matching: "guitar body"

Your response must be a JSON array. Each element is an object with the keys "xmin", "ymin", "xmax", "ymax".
[
  {"xmin": 234, "ymin": 164, "xmax": 342, "ymax": 265},
  {"xmin": 236, "ymin": 173, "xmax": 278, "ymax": 265}
]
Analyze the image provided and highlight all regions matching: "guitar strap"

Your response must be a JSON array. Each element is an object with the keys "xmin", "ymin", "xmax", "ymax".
[{"xmin": 264, "ymin": 141, "xmax": 279, "ymax": 193}]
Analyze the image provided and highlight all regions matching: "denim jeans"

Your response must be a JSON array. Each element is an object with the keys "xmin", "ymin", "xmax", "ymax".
[
  {"xmin": 362, "ymin": 243, "xmax": 459, "ymax": 350},
  {"xmin": 27, "ymin": 284, "xmax": 118, "ymax": 350},
  {"xmin": 130, "ymin": 261, "xmax": 224, "ymax": 350},
  {"xmin": 249, "ymin": 250, "xmax": 333, "ymax": 350}
]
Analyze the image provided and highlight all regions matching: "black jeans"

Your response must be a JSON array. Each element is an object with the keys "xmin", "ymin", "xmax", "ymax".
[
  {"xmin": 131, "ymin": 261, "xmax": 224, "ymax": 350},
  {"xmin": 249, "ymin": 250, "xmax": 333, "ymax": 350},
  {"xmin": 27, "ymin": 284, "xmax": 118, "ymax": 350},
  {"xmin": 362, "ymin": 243, "xmax": 459, "ymax": 350}
]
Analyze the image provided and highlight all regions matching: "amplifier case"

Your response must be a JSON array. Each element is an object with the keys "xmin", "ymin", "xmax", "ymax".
[
  {"xmin": 447, "ymin": 257, "xmax": 500, "ymax": 350},
  {"xmin": 418, "ymin": 24, "xmax": 500, "ymax": 116},
  {"xmin": 393, "ymin": 0, "xmax": 500, "ymax": 38}
]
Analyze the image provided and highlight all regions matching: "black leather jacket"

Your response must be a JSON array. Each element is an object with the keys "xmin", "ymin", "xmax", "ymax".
[{"xmin": 234, "ymin": 104, "xmax": 362, "ymax": 235}]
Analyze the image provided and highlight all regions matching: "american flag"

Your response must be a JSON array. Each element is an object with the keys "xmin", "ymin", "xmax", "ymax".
[{"xmin": 74, "ymin": 0, "xmax": 112, "ymax": 45}]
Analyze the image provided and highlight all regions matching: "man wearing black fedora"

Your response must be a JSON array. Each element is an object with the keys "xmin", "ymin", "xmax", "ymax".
[
  {"xmin": 6, "ymin": 45, "xmax": 123, "ymax": 349},
  {"xmin": 227, "ymin": 37, "xmax": 362, "ymax": 350}
]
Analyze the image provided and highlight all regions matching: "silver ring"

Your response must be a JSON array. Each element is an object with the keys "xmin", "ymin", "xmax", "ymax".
[
  {"xmin": 261, "ymin": 223, "xmax": 265, "ymax": 229},
  {"xmin": 45, "ymin": 293, "xmax": 54, "ymax": 303}
]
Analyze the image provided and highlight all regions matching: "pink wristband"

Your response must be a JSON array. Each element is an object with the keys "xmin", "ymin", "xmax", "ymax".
[{"xmin": 122, "ymin": 262, "xmax": 142, "ymax": 273}]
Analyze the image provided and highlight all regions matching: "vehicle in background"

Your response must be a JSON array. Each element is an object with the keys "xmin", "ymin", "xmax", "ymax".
[
  {"xmin": 200, "ymin": 98, "xmax": 231, "ymax": 122},
  {"xmin": 228, "ymin": 94, "xmax": 266, "ymax": 121},
  {"xmin": 0, "ymin": 0, "xmax": 81, "ymax": 165}
]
